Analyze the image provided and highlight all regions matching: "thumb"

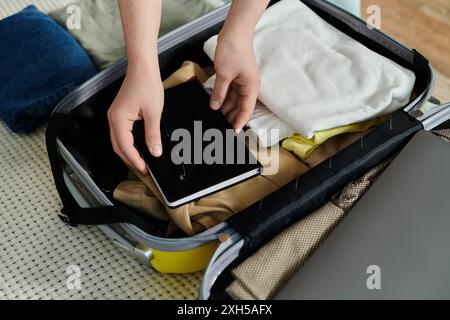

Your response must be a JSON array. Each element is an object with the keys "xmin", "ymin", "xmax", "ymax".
[
  {"xmin": 210, "ymin": 73, "xmax": 232, "ymax": 110},
  {"xmin": 143, "ymin": 111, "xmax": 163, "ymax": 158}
]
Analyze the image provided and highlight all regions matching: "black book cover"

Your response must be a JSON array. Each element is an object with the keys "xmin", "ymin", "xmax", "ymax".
[{"xmin": 133, "ymin": 80, "xmax": 261, "ymax": 208}]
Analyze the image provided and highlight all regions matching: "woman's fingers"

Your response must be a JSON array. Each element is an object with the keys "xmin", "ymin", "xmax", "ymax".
[
  {"xmin": 233, "ymin": 86, "xmax": 258, "ymax": 132},
  {"xmin": 210, "ymin": 73, "xmax": 233, "ymax": 110},
  {"xmin": 226, "ymin": 107, "xmax": 241, "ymax": 128},
  {"xmin": 112, "ymin": 117, "xmax": 148, "ymax": 175},
  {"xmin": 221, "ymin": 88, "xmax": 239, "ymax": 116},
  {"xmin": 223, "ymin": 80, "xmax": 259, "ymax": 132},
  {"xmin": 143, "ymin": 110, "xmax": 163, "ymax": 158},
  {"xmin": 232, "ymin": 107, "xmax": 254, "ymax": 133}
]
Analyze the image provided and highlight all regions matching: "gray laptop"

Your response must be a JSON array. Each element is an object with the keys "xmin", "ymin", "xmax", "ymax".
[{"xmin": 276, "ymin": 130, "xmax": 450, "ymax": 300}]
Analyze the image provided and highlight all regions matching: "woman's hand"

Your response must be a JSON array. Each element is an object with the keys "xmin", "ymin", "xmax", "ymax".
[
  {"xmin": 109, "ymin": 0, "xmax": 269, "ymax": 173},
  {"xmin": 209, "ymin": 0, "xmax": 269, "ymax": 132},
  {"xmin": 108, "ymin": 0, "xmax": 163, "ymax": 175},
  {"xmin": 108, "ymin": 65, "xmax": 164, "ymax": 175},
  {"xmin": 211, "ymin": 29, "xmax": 261, "ymax": 132}
]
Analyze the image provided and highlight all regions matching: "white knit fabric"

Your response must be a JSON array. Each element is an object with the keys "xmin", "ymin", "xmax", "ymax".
[
  {"xmin": 0, "ymin": 0, "xmax": 200, "ymax": 300},
  {"xmin": 204, "ymin": 0, "xmax": 416, "ymax": 144}
]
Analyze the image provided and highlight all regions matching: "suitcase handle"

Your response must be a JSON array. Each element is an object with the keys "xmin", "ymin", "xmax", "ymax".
[
  {"xmin": 422, "ymin": 103, "xmax": 450, "ymax": 131},
  {"xmin": 228, "ymin": 111, "xmax": 423, "ymax": 256}
]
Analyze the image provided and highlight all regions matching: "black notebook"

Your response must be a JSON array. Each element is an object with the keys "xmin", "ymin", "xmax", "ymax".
[{"xmin": 133, "ymin": 81, "xmax": 261, "ymax": 208}]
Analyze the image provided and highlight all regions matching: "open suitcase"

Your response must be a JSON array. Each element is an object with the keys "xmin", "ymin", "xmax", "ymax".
[{"xmin": 46, "ymin": 0, "xmax": 450, "ymax": 299}]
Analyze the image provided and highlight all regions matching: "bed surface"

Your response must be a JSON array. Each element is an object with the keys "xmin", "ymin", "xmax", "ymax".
[{"xmin": 0, "ymin": 0, "xmax": 200, "ymax": 300}]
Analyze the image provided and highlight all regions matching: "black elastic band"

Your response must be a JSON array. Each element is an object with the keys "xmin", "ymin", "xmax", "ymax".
[{"xmin": 46, "ymin": 113, "xmax": 165, "ymax": 237}]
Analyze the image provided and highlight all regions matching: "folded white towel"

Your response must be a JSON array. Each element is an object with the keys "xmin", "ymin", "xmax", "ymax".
[{"xmin": 203, "ymin": 0, "xmax": 416, "ymax": 144}]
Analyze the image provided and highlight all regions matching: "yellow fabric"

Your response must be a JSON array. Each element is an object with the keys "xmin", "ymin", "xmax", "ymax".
[{"xmin": 282, "ymin": 116, "xmax": 389, "ymax": 159}]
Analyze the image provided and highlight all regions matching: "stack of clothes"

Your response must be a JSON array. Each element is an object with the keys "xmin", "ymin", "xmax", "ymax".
[{"xmin": 204, "ymin": 0, "xmax": 416, "ymax": 154}]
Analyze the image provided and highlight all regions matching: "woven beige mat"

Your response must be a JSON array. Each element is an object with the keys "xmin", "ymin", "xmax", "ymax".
[{"xmin": 0, "ymin": 1, "xmax": 200, "ymax": 300}]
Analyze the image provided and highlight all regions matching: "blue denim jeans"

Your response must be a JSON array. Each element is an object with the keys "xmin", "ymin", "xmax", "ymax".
[{"xmin": 0, "ymin": 6, "xmax": 97, "ymax": 133}]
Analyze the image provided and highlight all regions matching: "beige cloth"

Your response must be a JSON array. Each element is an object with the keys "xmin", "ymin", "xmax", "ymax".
[
  {"xmin": 226, "ymin": 159, "xmax": 392, "ymax": 300},
  {"xmin": 227, "ymin": 202, "xmax": 346, "ymax": 300},
  {"xmin": 162, "ymin": 61, "xmax": 209, "ymax": 90},
  {"xmin": 116, "ymin": 147, "xmax": 309, "ymax": 236}
]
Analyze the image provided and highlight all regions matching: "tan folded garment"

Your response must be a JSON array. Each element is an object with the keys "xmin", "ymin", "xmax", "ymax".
[
  {"xmin": 162, "ymin": 61, "xmax": 209, "ymax": 89},
  {"xmin": 115, "ymin": 147, "xmax": 309, "ymax": 236},
  {"xmin": 113, "ymin": 179, "xmax": 170, "ymax": 222}
]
